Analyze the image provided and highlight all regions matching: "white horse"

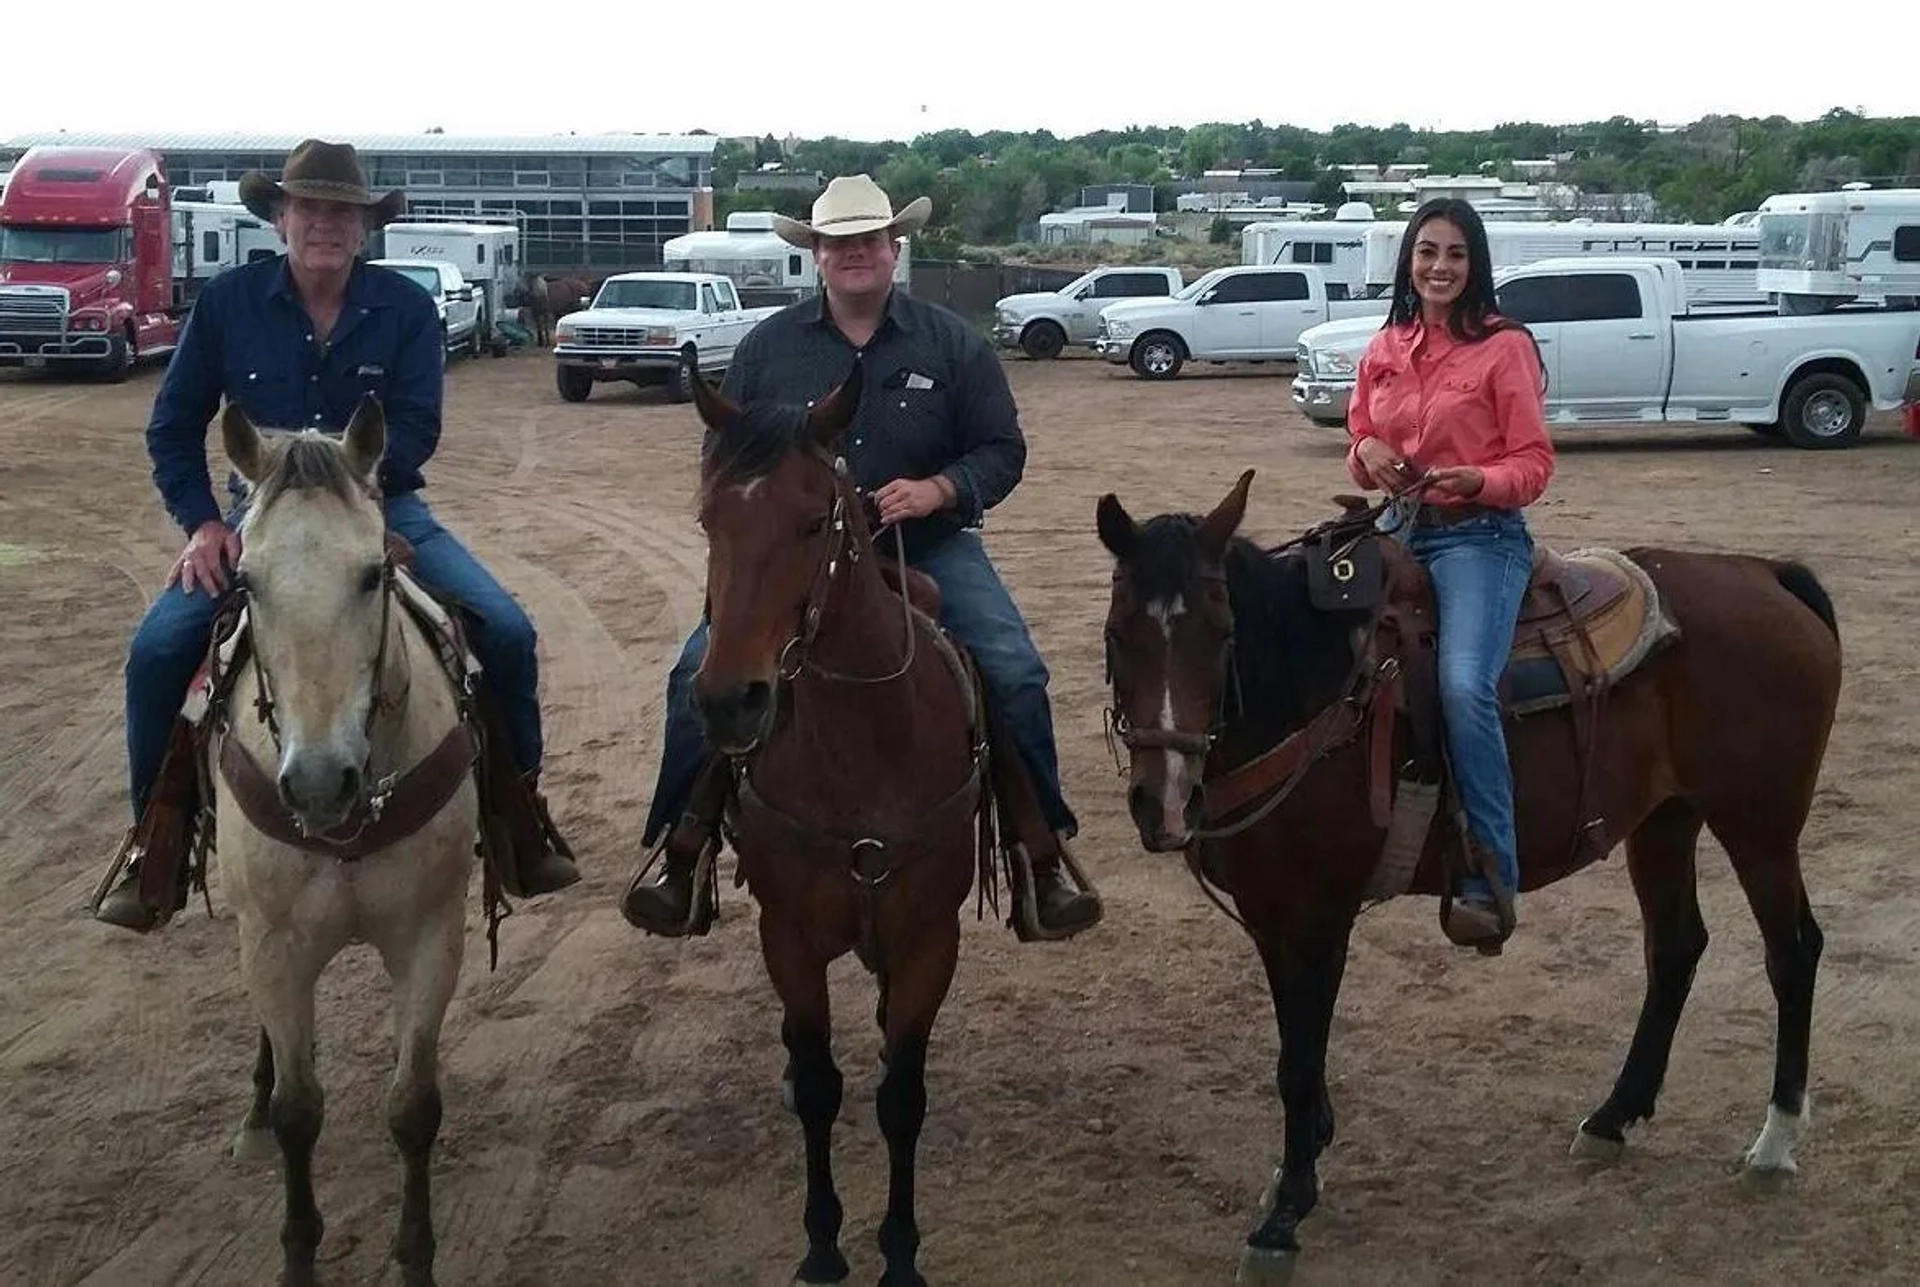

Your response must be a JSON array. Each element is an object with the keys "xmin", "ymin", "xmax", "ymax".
[{"xmin": 214, "ymin": 398, "xmax": 480, "ymax": 1287}]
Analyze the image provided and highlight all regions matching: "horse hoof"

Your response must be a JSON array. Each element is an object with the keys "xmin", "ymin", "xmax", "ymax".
[
  {"xmin": 793, "ymin": 1245, "xmax": 849, "ymax": 1284},
  {"xmin": 1237, "ymin": 1245, "xmax": 1299, "ymax": 1287},
  {"xmin": 230, "ymin": 1127, "xmax": 278, "ymax": 1165},
  {"xmin": 1568, "ymin": 1126, "xmax": 1626, "ymax": 1164},
  {"xmin": 1742, "ymin": 1102, "xmax": 1804, "ymax": 1175}
]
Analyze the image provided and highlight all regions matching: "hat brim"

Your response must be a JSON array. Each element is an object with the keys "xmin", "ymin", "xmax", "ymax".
[
  {"xmin": 770, "ymin": 195, "xmax": 932, "ymax": 249},
  {"xmin": 238, "ymin": 172, "xmax": 407, "ymax": 228}
]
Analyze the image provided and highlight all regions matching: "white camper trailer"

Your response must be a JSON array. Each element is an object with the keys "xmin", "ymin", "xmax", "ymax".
[
  {"xmin": 377, "ymin": 220, "xmax": 522, "ymax": 341},
  {"xmin": 1360, "ymin": 218, "xmax": 1771, "ymax": 307},
  {"xmin": 1240, "ymin": 202, "xmax": 1384, "ymax": 301},
  {"xmin": 1756, "ymin": 187, "xmax": 1920, "ymax": 313},
  {"xmin": 663, "ymin": 210, "xmax": 912, "ymax": 307}
]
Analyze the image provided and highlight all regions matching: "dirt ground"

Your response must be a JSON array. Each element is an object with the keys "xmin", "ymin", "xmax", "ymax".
[{"xmin": 4, "ymin": 347, "xmax": 1919, "ymax": 1287}]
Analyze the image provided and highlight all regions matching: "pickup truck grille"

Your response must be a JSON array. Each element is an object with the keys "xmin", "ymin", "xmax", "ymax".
[
  {"xmin": 0, "ymin": 287, "xmax": 70, "ymax": 335},
  {"xmin": 572, "ymin": 325, "xmax": 650, "ymax": 348}
]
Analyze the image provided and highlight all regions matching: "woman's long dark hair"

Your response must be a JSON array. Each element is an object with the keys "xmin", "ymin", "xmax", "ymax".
[{"xmin": 1386, "ymin": 197, "xmax": 1544, "ymax": 379}]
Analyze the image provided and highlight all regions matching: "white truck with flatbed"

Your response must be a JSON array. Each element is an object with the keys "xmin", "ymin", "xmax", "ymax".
[
  {"xmin": 551, "ymin": 271, "xmax": 779, "ymax": 403},
  {"xmin": 991, "ymin": 264, "xmax": 1185, "ymax": 359},
  {"xmin": 1291, "ymin": 256, "xmax": 1920, "ymax": 449},
  {"xmin": 1092, "ymin": 263, "xmax": 1390, "ymax": 379}
]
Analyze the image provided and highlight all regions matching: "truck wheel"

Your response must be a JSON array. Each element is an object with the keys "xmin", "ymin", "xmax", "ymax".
[
  {"xmin": 1130, "ymin": 332, "xmax": 1185, "ymax": 380},
  {"xmin": 96, "ymin": 333, "xmax": 133, "ymax": 383},
  {"xmin": 1020, "ymin": 321, "xmax": 1066, "ymax": 360},
  {"xmin": 556, "ymin": 365, "xmax": 593, "ymax": 403},
  {"xmin": 1780, "ymin": 371, "xmax": 1864, "ymax": 449},
  {"xmin": 666, "ymin": 348, "xmax": 696, "ymax": 404}
]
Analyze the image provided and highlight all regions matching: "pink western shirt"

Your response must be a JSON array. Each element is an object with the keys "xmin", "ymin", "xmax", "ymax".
[{"xmin": 1344, "ymin": 319, "xmax": 1555, "ymax": 511}]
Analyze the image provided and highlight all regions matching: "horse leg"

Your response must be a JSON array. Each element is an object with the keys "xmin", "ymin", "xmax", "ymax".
[
  {"xmin": 1714, "ymin": 819, "xmax": 1823, "ymax": 1174},
  {"xmin": 875, "ymin": 919, "xmax": 959, "ymax": 1287},
  {"xmin": 374, "ymin": 898, "xmax": 466, "ymax": 1286},
  {"xmin": 1573, "ymin": 798, "xmax": 1709, "ymax": 1160},
  {"xmin": 230, "ymin": 1026, "xmax": 280, "ymax": 1164},
  {"xmin": 245, "ymin": 939, "xmax": 328, "ymax": 1287},
  {"xmin": 762, "ymin": 916, "xmax": 848, "ymax": 1285},
  {"xmin": 1242, "ymin": 927, "xmax": 1352, "ymax": 1281}
]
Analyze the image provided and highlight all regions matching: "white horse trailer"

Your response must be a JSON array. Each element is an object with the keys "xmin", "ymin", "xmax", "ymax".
[
  {"xmin": 664, "ymin": 210, "xmax": 912, "ymax": 307},
  {"xmin": 1360, "ymin": 218, "xmax": 1771, "ymax": 307},
  {"xmin": 1756, "ymin": 187, "xmax": 1920, "ymax": 313},
  {"xmin": 378, "ymin": 220, "xmax": 521, "ymax": 340}
]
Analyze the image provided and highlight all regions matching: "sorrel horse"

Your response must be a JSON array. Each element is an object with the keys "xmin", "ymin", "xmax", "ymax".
[
  {"xmin": 1094, "ymin": 470, "xmax": 1842, "ymax": 1279},
  {"xmin": 215, "ymin": 401, "xmax": 483, "ymax": 1287},
  {"xmin": 688, "ymin": 362, "xmax": 996, "ymax": 1287}
]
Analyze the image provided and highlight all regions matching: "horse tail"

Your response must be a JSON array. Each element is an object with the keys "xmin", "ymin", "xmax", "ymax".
[{"xmin": 1773, "ymin": 560, "xmax": 1839, "ymax": 642}]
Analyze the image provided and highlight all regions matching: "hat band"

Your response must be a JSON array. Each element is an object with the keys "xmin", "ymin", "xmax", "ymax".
[{"xmin": 814, "ymin": 211, "xmax": 896, "ymax": 229}]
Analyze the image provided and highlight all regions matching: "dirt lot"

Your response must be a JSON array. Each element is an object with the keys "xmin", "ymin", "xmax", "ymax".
[{"xmin": 4, "ymin": 348, "xmax": 1918, "ymax": 1287}]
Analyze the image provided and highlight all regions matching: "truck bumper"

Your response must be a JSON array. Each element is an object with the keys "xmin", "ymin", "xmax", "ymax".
[
  {"xmin": 0, "ymin": 333, "xmax": 115, "ymax": 365},
  {"xmin": 1091, "ymin": 337, "xmax": 1133, "ymax": 364},
  {"xmin": 553, "ymin": 347, "xmax": 683, "ymax": 379},
  {"xmin": 1290, "ymin": 374, "xmax": 1353, "ymax": 425}
]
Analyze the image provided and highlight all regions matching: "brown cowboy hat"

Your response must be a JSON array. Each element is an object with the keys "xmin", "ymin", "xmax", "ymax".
[{"xmin": 238, "ymin": 139, "xmax": 406, "ymax": 227}]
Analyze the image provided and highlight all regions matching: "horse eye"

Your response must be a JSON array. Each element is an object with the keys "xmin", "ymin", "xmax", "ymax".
[
  {"xmin": 359, "ymin": 564, "xmax": 384, "ymax": 594},
  {"xmin": 805, "ymin": 513, "xmax": 829, "ymax": 537}
]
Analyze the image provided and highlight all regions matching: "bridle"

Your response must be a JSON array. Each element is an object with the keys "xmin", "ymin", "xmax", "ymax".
[{"xmin": 1101, "ymin": 564, "xmax": 1244, "ymax": 763}]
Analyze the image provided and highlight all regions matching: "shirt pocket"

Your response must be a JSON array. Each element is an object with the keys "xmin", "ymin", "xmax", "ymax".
[
  {"xmin": 226, "ymin": 361, "xmax": 306, "ymax": 428},
  {"xmin": 876, "ymin": 376, "xmax": 956, "ymax": 467}
]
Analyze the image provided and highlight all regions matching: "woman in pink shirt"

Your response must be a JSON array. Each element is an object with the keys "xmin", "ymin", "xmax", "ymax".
[{"xmin": 1346, "ymin": 197, "xmax": 1555, "ymax": 952}]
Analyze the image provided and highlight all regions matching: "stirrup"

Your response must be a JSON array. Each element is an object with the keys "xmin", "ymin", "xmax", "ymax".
[
  {"xmin": 1006, "ymin": 837, "xmax": 1103, "ymax": 944},
  {"xmin": 623, "ymin": 825, "xmax": 721, "ymax": 938}
]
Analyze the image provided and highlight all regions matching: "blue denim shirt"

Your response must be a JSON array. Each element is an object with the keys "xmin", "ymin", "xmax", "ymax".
[{"xmin": 145, "ymin": 255, "xmax": 443, "ymax": 535}]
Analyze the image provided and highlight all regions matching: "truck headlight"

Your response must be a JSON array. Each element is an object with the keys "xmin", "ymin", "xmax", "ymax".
[
  {"xmin": 1105, "ymin": 320, "xmax": 1133, "ymax": 339},
  {"xmin": 1318, "ymin": 350, "xmax": 1356, "ymax": 378},
  {"xmin": 554, "ymin": 322, "xmax": 576, "ymax": 343}
]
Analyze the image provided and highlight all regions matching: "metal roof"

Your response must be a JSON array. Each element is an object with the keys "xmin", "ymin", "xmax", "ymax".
[{"xmin": 0, "ymin": 131, "xmax": 717, "ymax": 157}]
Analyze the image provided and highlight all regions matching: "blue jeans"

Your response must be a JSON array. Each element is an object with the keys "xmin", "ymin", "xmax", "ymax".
[
  {"xmin": 641, "ymin": 529, "xmax": 1077, "ymax": 845},
  {"xmin": 1402, "ymin": 509, "xmax": 1534, "ymax": 901},
  {"xmin": 123, "ymin": 491, "xmax": 542, "ymax": 819}
]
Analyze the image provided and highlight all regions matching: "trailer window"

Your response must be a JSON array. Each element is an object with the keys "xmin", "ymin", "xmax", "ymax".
[
  {"xmin": 1289, "ymin": 242, "xmax": 1334, "ymax": 265},
  {"xmin": 203, "ymin": 231, "xmax": 220, "ymax": 261},
  {"xmin": 0, "ymin": 225, "xmax": 127, "ymax": 264},
  {"xmin": 1895, "ymin": 226, "xmax": 1920, "ymax": 263}
]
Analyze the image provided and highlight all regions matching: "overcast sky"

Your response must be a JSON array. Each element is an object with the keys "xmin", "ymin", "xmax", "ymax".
[{"xmin": 5, "ymin": 1, "xmax": 1915, "ymax": 145}]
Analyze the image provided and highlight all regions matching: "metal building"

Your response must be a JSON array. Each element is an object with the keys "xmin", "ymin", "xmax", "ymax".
[{"xmin": 0, "ymin": 131, "xmax": 718, "ymax": 272}]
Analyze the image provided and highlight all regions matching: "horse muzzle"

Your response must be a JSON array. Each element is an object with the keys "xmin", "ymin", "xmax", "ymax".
[
  {"xmin": 698, "ymin": 680, "xmax": 774, "ymax": 755},
  {"xmin": 277, "ymin": 751, "xmax": 366, "ymax": 833},
  {"xmin": 1122, "ymin": 736, "xmax": 1206, "ymax": 853}
]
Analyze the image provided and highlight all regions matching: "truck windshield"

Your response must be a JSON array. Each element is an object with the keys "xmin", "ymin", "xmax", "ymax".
[
  {"xmin": 596, "ymin": 279, "xmax": 698, "ymax": 310},
  {"xmin": 388, "ymin": 265, "xmax": 444, "ymax": 295},
  {"xmin": 0, "ymin": 225, "xmax": 127, "ymax": 264}
]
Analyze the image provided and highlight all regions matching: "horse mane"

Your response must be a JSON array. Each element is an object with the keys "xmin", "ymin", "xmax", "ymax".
[
  {"xmin": 246, "ymin": 432, "xmax": 365, "ymax": 520},
  {"xmin": 1124, "ymin": 513, "xmax": 1364, "ymax": 743}
]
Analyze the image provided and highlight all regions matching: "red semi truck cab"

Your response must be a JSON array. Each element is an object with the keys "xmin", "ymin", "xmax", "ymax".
[{"xmin": 0, "ymin": 145, "xmax": 185, "ymax": 376}]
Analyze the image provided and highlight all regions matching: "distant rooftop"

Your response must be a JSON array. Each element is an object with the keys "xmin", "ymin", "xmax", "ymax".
[{"xmin": 0, "ymin": 130, "xmax": 718, "ymax": 157}]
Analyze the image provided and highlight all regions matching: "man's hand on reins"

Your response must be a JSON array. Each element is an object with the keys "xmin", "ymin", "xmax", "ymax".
[
  {"xmin": 169, "ymin": 520, "xmax": 242, "ymax": 596},
  {"xmin": 871, "ymin": 476, "xmax": 955, "ymax": 527}
]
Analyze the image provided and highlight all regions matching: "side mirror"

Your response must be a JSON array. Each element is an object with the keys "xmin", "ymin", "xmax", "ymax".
[{"xmin": 579, "ymin": 295, "xmax": 591, "ymax": 309}]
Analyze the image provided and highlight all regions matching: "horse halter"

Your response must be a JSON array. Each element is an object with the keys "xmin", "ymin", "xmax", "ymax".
[{"xmin": 1102, "ymin": 565, "xmax": 1245, "ymax": 769}]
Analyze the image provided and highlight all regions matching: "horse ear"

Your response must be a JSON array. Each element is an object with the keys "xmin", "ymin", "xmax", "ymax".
[
  {"xmin": 221, "ymin": 402, "xmax": 266, "ymax": 483},
  {"xmin": 341, "ymin": 393, "xmax": 386, "ymax": 483},
  {"xmin": 1095, "ymin": 492, "xmax": 1139, "ymax": 560},
  {"xmin": 810, "ymin": 360, "xmax": 864, "ymax": 448},
  {"xmin": 689, "ymin": 371, "xmax": 740, "ymax": 433},
  {"xmin": 1196, "ymin": 468, "xmax": 1255, "ymax": 561}
]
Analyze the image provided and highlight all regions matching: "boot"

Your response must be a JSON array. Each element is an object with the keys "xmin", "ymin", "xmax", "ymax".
[
  {"xmin": 93, "ymin": 831, "xmax": 162, "ymax": 932},
  {"xmin": 508, "ymin": 772, "xmax": 580, "ymax": 897},
  {"xmin": 1440, "ymin": 835, "xmax": 1516, "ymax": 956},
  {"xmin": 1010, "ymin": 832, "xmax": 1103, "ymax": 942},
  {"xmin": 621, "ymin": 817, "xmax": 719, "ymax": 938}
]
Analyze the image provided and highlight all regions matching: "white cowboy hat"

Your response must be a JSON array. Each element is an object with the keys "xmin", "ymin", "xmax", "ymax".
[{"xmin": 771, "ymin": 174, "xmax": 932, "ymax": 249}]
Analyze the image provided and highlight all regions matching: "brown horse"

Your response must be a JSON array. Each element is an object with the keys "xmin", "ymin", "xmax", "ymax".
[
  {"xmin": 687, "ymin": 362, "xmax": 995, "ymax": 1287},
  {"xmin": 1094, "ymin": 470, "xmax": 1842, "ymax": 1279},
  {"xmin": 516, "ymin": 270, "xmax": 600, "ymax": 346}
]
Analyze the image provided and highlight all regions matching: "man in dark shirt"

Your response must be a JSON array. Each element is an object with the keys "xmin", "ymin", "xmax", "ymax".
[
  {"xmin": 621, "ymin": 174, "xmax": 1102, "ymax": 942},
  {"xmin": 93, "ymin": 139, "xmax": 578, "ymax": 930}
]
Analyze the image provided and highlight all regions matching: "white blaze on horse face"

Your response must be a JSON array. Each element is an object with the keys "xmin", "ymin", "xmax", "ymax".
[
  {"xmin": 1147, "ymin": 596, "xmax": 1195, "ymax": 837},
  {"xmin": 732, "ymin": 477, "xmax": 767, "ymax": 503}
]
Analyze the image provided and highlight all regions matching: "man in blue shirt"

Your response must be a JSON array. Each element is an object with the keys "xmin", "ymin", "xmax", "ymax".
[{"xmin": 94, "ymin": 139, "xmax": 578, "ymax": 929}]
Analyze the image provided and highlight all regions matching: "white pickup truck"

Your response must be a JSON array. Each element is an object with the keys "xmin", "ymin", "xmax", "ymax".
[
  {"xmin": 991, "ymin": 265, "xmax": 1185, "ymax": 359},
  {"xmin": 1092, "ymin": 264, "xmax": 1389, "ymax": 379},
  {"xmin": 1291, "ymin": 256, "xmax": 1920, "ymax": 449},
  {"xmin": 370, "ymin": 258, "xmax": 482, "ymax": 358},
  {"xmin": 552, "ymin": 271, "xmax": 780, "ymax": 403}
]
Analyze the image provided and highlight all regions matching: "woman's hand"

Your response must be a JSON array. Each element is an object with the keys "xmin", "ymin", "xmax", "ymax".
[
  {"xmin": 1423, "ymin": 466, "xmax": 1485, "ymax": 499},
  {"xmin": 1354, "ymin": 437, "xmax": 1411, "ymax": 493}
]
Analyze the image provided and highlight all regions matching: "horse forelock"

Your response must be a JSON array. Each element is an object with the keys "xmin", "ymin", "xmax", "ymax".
[
  {"xmin": 242, "ymin": 432, "xmax": 372, "ymax": 533},
  {"xmin": 699, "ymin": 401, "xmax": 817, "ymax": 501}
]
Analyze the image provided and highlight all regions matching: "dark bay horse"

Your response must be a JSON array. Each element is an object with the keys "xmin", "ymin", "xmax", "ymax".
[
  {"xmin": 1094, "ymin": 470, "xmax": 1842, "ymax": 1279},
  {"xmin": 688, "ymin": 363, "xmax": 995, "ymax": 1287}
]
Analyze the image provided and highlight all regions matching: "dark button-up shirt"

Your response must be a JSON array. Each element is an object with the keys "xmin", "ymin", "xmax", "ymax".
[
  {"xmin": 146, "ymin": 255, "xmax": 444, "ymax": 535},
  {"xmin": 720, "ymin": 288, "xmax": 1026, "ymax": 559}
]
